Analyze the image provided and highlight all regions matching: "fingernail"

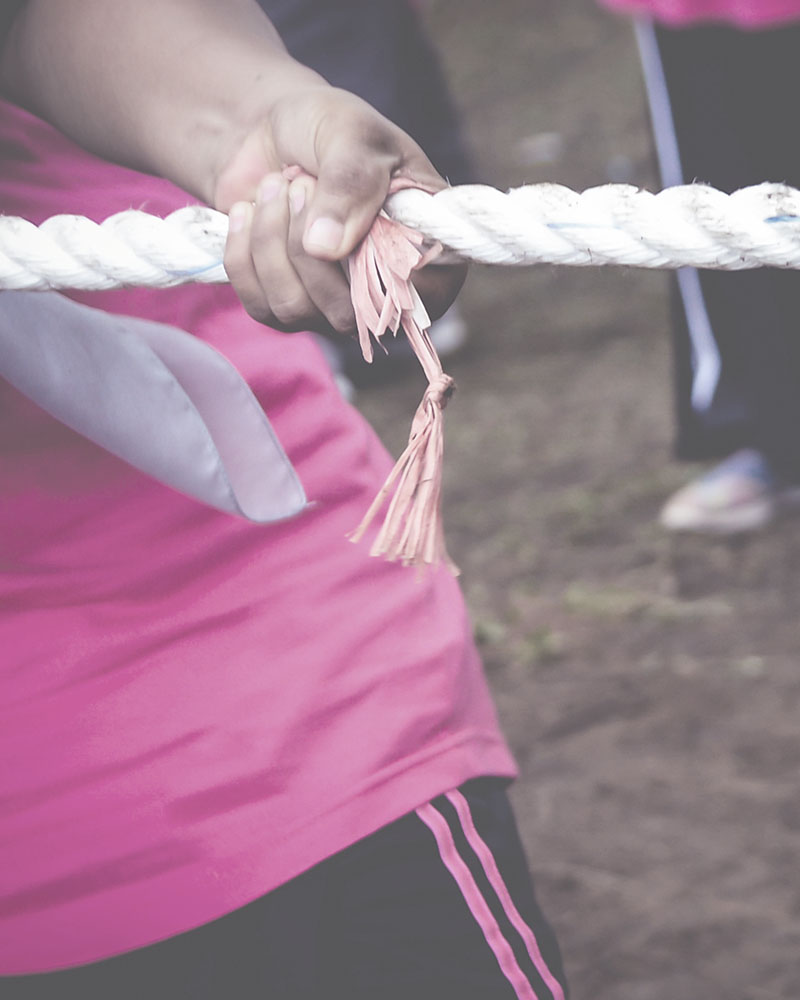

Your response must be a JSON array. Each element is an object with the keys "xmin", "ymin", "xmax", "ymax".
[
  {"xmin": 257, "ymin": 175, "xmax": 283, "ymax": 204},
  {"xmin": 228, "ymin": 201, "xmax": 253, "ymax": 234},
  {"xmin": 305, "ymin": 217, "xmax": 344, "ymax": 254},
  {"xmin": 289, "ymin": 182, "xmax": 306, "ymax": 215}
]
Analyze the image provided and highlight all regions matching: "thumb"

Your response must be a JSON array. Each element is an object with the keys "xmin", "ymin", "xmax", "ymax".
[{"xmin": 302, "ymin": 142, "xmax": 394, "ymax": 260}]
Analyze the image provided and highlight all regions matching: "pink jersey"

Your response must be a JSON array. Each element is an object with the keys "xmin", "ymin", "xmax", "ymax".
[
  {"xmin": 599, "ymin": 0, "xmax": 800, "ymax": 26},
  {"xmin": 0, "ymin": 99, "xmax": 516, "ymax": 974}
]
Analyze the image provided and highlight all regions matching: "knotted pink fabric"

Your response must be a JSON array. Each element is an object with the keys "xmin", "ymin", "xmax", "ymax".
[{"xmin": 347, "ymin": 210, "xmax": 457, "ymax": 573}]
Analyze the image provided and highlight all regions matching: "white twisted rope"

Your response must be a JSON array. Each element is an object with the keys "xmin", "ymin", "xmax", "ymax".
[{"xmin": 3, "ymin": 181, "xmax": 800, "ymax": 290}]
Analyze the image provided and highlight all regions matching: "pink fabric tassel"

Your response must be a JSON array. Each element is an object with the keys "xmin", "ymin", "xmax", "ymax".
[{"xmin": 347, "ymin": 212, "xmax": 457, "ymax": 574}]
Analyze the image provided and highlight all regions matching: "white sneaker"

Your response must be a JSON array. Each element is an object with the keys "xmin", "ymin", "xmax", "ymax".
[{"xmin": 660, "ymin": 449, "xmax": 782, "ymax": 534}]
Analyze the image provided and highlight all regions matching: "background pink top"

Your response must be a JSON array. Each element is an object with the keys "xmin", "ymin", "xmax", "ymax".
[
  {"xmin": 599, "ymin": 0, "xmax": 800, "ymax": 26},
  {"xmin": 0, "ymin": 101, "xmax": 516, "ymax": 974}
]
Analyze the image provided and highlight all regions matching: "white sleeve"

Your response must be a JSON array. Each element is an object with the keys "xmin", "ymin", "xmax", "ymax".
[{"xmin": 0, "ymin": 291, "xmax": 308, "ymax": 522}]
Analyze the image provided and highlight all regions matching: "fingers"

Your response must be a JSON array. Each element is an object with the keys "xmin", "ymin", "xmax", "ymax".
[
  {"xmin": 285, "ymin": 174, "xmax": 357, "ymax": 334},
  {"xmin": 224, "ymin": 172, "xmax": 313, "ymax": 331},
  {"xmin": 223, "ymin": 171, "xmax": 356, "ymax": 335}
]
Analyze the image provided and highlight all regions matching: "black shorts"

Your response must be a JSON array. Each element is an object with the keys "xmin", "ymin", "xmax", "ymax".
[
  {"xmin": 638, "ymin": 19, "xmax": 800, "ymax": 472},
  {"xmin": 4, "ymin": 778, "xmax": 568, "ymax": 999}
]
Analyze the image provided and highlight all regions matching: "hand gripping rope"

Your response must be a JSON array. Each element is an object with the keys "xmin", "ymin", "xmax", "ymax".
[{"xmin": 5, "ymin": 180, "xmax": 800, "ymax": 570}]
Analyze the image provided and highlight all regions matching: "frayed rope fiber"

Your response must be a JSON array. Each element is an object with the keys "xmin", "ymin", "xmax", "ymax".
[{"xmin": 347, "ymin": 212, "xmax": 458, "ymax": 575}]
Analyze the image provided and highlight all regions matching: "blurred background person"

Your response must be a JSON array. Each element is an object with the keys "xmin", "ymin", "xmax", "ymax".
[{"xmin": 599, "ymin": 0, "xmax": 800, "ymax": 534}]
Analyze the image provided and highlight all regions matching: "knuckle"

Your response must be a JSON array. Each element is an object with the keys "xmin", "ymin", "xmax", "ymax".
[
  {"xmin": 228, "ymin": 277, "xmax": 271, "ymax": 325},
  {"xmin": 243, "ymin": 301, "xmax": 275, "ymax": 326},
  {"xmin": 324, "ymin": 158, "xmax": 382, "ymax": 200},
  {"xmin": 270, "ymin": 294, "xmax": 310, "ymax": 328},
  {"xmin": 243, "ymin": 302, "xmax": 276, "ymax": 326},
  {"xmin": 327, "ymin": 303, "xmax": 356, "ymax": 335},
  {"xmin": 356, "ymin": 117, "xmax": 402, "ymax": 158}
]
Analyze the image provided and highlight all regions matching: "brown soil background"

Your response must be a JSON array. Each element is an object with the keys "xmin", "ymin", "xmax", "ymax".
[{"xmin": 358, "ymin": 2, "xmax": 800, "ymax": 997}]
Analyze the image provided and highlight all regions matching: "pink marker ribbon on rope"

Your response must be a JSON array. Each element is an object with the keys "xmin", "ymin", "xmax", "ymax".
[
  {"xmin": 284, "ymin": 167, "xmax": 457, "ymax": 572},
  {"xmin": 347, "ymin": 208, "xmax": 457, "ymax": 574}
]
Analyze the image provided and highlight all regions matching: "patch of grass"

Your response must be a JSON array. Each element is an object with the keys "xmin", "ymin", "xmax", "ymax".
[
  {"xmin": 563, "ymin": 582, "xmax": 733, "ymax": 622},
  {"xmin": 514, "ymin": 626, "xmax": 567, "ymax": 668},
  {"xmin": 473, "ymin": 617, "xmax": 509, "ymax": 647}
]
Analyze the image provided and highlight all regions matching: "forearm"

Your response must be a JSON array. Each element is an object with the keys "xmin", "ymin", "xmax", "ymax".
[
  {"xmin": 0, "ymin": 0, "xmax": 464, "ymax": 333},
  {"xmin": 0, "ymin": 0, "xmax": 326, "ymax": 205}
]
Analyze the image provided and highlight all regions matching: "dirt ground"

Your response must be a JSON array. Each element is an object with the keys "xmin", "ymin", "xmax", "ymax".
[{"xmin": 357, "ymin": 2, "xmax": 800, "ymax": 997}]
